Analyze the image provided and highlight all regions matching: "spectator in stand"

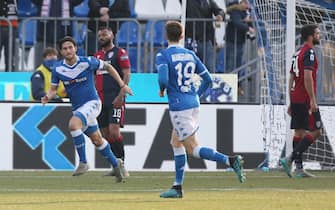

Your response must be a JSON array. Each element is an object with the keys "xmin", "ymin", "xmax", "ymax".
[
  {"xmin": 181, "ymin": 0, "xmax": 225, "ymax": 73},
  {"xmin": 0, "ymin": 0, "xmax": 18, "ymax": 71},
  {"xmin": 225, "ymin": 0, "xmax": 255, "ymax": 95},
  {"xmin": 30, "ymin": 47, "xmax": 66, "ymax": 101},
  {"xmin": 87, "ymin": 0, "xmax": 130, "ymax": 55},
  {"xmin": 31, "ymin": 0, "xmax": 83, "ymax": 67}
]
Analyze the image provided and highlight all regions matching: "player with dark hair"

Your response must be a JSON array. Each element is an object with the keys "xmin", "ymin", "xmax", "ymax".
[
  {"xmin": 94, "ymin": 27, "xmax": 131, "ymax": 177},
  {"xmin": 156, "ymin": 21, "xmax": 245, "ymax": 198},
  {"xmin": 280, "ymin": 24, "xmax": 322, "ymax": 178},
  {"xmin": 42, "ymin": 36, "xmax": 133, "ymax": 182}
]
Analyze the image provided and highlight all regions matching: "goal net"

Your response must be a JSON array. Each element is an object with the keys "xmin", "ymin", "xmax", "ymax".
[{"xmin": 251, "ymin": 0, "xmax": 335, "ymax": 169}]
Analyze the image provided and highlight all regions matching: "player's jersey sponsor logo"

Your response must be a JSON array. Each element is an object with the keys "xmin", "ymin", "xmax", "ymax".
[
  {"xmin": 63, "ymin": 76, "xmax": 87, "ymax": 85},
  {"xmin": 120, "ymin": 55, "xmax": 129, "ymax": 61}
]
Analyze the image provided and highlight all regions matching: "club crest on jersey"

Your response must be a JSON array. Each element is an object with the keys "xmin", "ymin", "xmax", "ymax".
[
  {"xmin": 310, "ymin": 49, "xmax": 314, "ymax": 61},
  {"xmin": 108, "ymin": 51, "xmax": 114, "ymax": 59}
]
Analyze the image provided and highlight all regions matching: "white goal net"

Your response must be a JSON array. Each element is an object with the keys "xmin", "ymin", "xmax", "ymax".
[{"xmin": 252, "ymin": 0, "xmax": 335, "ymax": 169}]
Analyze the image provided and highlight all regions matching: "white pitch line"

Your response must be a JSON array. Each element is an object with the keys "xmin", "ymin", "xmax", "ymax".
[
  {"xmin": 0, "ymin": 188, "xmax": 334, "ymax": 193},
  {"xmin": 0, "ymin": 175, "xmax": 334, "ymax": 179}
]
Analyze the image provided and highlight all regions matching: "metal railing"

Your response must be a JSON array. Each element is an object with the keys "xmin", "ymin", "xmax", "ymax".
[
  {"xmin": 0, "ymin": 17, "xmax": 13, "ymax": 72},
  {"xmin": 12, "ymin": 17, "xmax": 334, "ymax": 103}
]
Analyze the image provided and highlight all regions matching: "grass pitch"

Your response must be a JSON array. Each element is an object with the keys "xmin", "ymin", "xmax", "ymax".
[{"xmin": 0, "ymin": 171, "xmax": 334, "ymax": 210}]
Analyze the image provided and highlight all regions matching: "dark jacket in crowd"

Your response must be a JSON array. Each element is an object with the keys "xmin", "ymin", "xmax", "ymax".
[
  {"xmin": 181, "ymin": 0, "xmax": 225, "ymax": 43},
  {"xmin": 31, "ymin": 0, "xmax": 83, "ymax": 43},
  {"xmin": 88, "ymin": 0, "xmax": 130, "ymax": 34},
  {"xmin": 226, "ymin": 7, "xmax": 252, "ymax": 44},
  {"xmin": 0, "ymin": 0, "xmax": 18, "ymax": 27}
]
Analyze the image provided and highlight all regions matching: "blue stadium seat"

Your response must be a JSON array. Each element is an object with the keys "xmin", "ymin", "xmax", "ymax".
[
  {"xmin": 74, "ymin": 0, "xmax": 89, "ymax": 17},
  {"xmin": 144, "ymin": 20, "xmax": 167, "ymax": 72},
  {"xmin": 17, "ymin": 0, "xmax": 38, "ymax": 17},
  {"xmin": 19, "ymin": 20, "xmax": 37, "ymax": 47},
  {"xmin": 127, "ymin": 48, "xmax": 141, "ymax": 73},
  {"xmin": 144, "ymin": 20, "xmax": 168, "ymax": 47},
  {"xmin": 72, "ymin": 22, "xmax": 87, "ymax": 46},
  {"xmin": 116, "ymin": 21, "xmax": 144, "ymax": 72},
  {"xmin": 216, "ymin": 48, "xmax": 225, "ymax": 73},
  {"xmin": 116, "ymin": 21, "xmax": 141, "ymax": 47},
  {"xmin": 128, "ymin": 0, "xmax": 137, "ymax": 18}
]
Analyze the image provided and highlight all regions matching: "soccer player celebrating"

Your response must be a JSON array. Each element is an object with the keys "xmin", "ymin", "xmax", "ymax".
[
  {"xmin": 156, "ymin": 21, "xmax": 245, "ymax": 198},
  {"xmin": 280, "ymin": 24, "xmax": 322, "ymax": 178},
  {"xmin": 94, "ymin": 27, "xmax": 131, "ymax": 177},
  {"xmin": 41, "ymin": 36, "xmax": 133, "ymax": 182}
]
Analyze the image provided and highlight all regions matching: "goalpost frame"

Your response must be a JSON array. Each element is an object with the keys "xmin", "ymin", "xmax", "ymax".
[
  {"xmin": 180, "ymin": 0, "xmax": 187, "ymax": 46},
  {"xmin": 285, "ymin": 0, "xmax": 296, "ymax": 156}
]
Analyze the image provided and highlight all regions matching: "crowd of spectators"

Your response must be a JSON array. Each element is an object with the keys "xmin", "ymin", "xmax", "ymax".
[{"xmin": 0, "ymin": 0, "xmax": 255, "ymax": 75}]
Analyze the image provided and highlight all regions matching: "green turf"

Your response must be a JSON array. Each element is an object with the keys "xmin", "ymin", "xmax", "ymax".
[{"xmin": 0, "ymin": 171, "xmax": 334, "ymax": 210}]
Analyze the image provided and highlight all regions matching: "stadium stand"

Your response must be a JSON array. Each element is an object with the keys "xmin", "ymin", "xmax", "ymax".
[
  {"xmin": 72, "ymin": 0, "xmax": 89, "ymax": 56},
  {"xmin": 116, "ymin": 21, "xmax": 143, "ymax": 72},
  {"xmin": 135, "ymin": 0, "xmax": 165, "ymax": 19},
  {"xmin": 164, "ymin": 0, "xmax": 182, "ymax": 19},
  {"xmin": 144, "ymin": 20, "xmax": 168, "ymax": 71},
  {"xmin": 73, "ymin": 0, "xmax": 89, "ymax": 17},
  {"xmin": 128, "ymin": 0, "xmax": 137, "ymax": 18},
  {"xmin": 17, "ymin": 0, "xmax": 38, "ymax": 17}
]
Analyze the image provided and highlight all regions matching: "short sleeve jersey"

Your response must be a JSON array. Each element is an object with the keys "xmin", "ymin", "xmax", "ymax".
[
  {"xmin": 94, "ymin": 47, "xmax": 130, "ymax": 106},
  {"xmin": 155, "ymin": 45, "xmax": 208, "ymax": 111},
  {"xmin": 51, "ymin": 56, "xmax": 104, "ymax": 110},
  {"xmin": 290, "ymin": 44, "xmax": 318, "ymax": 103}
]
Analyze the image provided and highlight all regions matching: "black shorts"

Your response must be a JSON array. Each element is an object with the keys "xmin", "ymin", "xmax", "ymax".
[
  {"xmin": 97, "ymin": 103, "xmax": 125, "ymax": 128},
  {"xmin": 290, "ymin": 103, "xmax": 322, "ymax": 131}
]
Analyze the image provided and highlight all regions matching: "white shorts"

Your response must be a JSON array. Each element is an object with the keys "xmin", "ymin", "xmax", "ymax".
[
  {"xmin": 73, "ymin": 100, "xmax": 102, "ymax": 129},
  {"xmin": 169, "ymin": 107, "xmax": 199, "ymax": 141}
]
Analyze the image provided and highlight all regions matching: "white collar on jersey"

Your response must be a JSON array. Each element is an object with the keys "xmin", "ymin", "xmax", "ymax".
[
  {"xmin": 168, "ymin": 44, "xmax": 183, "ymax": 48},
  {"xmin": 63, "ymin": 55, "xmax": 79, "ymax": 67}
]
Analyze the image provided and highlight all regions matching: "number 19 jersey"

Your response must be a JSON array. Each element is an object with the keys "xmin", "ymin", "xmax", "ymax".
[{"xmin": 155, "ymin": 45, "xmax": 208, "ymax": 111}]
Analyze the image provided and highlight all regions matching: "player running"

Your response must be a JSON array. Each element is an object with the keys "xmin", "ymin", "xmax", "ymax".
[
  {"xmin": 41, "ymin": 36, "xmax": 133, "ymax": 182},
  {"xmin": 156, "ymin": 21, "xmax": 245, "ymax": 198},
  {"xmin": 280, "ymin": 24, "xmax": 322, "ymax": 178}
]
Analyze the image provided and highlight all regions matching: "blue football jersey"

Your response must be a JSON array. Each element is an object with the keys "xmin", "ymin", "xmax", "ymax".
[
  {"xmin": 51, "ymin": 56, "xmax": 104, "ymax": 110},
  {"xmin": 156, "ymin": 45, "xmax": 209, "ymax": 111}
]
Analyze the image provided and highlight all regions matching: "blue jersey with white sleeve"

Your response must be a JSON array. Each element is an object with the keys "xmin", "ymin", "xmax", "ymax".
[
  {"xmin": 156, "ymin": 45, "xmax": 212, "ymax": 111},
  {"xmin": 51, "ymin": 56, "xmax": 104, "ymax": 110}
]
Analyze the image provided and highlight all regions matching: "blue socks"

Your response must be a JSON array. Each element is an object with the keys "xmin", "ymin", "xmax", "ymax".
[
  {"xmin": 194, "ymin": 146, "xmax": 229, "ymax": 165},
  {"xmin": 173, "ymin": 147, "xmax": 186, "ymax": 186},
  {"xmin": 71, "ymin": 129, "xmax": 87, "ymax": 164},
  {"xmin": 98, "ymin": 139, "xmax": 118, "ymax": 168}
]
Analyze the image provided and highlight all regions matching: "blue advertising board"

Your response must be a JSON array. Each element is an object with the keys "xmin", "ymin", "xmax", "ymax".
[{"xmin": 0, "ymin": 72, "xmax": 168, "ymax": 103}]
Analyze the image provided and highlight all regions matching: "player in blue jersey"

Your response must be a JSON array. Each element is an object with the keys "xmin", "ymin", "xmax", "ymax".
[
  {"xmin": 156, "ymin": 21, "xmax": 246, "ymax": 198},
  {"xmin": 41, "ymin": 36, "xmax": 132, "ymax": 182}
]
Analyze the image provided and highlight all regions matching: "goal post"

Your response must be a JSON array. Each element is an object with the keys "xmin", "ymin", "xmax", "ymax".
[
  {"xmin": 253, "ymin": 0, "xmax": 335, "ymax": 170},
  {"xmin": 284, "ymin": 0, "xmax": 295, "ymax": 159}
]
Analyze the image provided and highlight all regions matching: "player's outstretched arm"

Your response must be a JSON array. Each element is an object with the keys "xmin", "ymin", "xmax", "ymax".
[
  {"xmin": 103, "ymin": 62, "xmax": 133, "ymax": 96},
  {"xmin": 41, "ymin": 85, "xmax": 57, "ymax": 105}
]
